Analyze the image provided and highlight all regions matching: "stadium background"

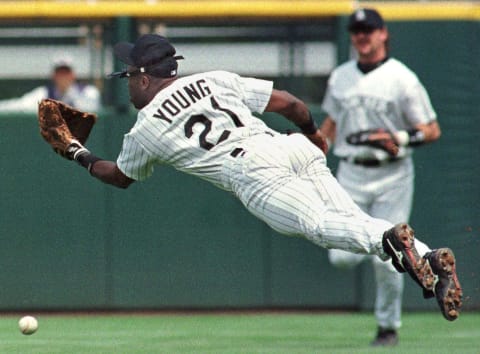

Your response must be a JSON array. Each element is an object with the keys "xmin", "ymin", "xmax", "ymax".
[{"xmin": 0, "ymin": 1, "xmax": 478, "ymax": 314}]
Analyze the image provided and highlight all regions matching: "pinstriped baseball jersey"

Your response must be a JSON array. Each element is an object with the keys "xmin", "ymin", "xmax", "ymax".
[
  {"xmin": 322, "ymin": 58, "xmax": 436, "ymax": 161},
  {"xmin": 117, "ymin": 70, "xmax": 276, "ymax": 185},
  {"xmin": 116, "ymin": 70, "xmax": 409, "ymax": 259}
]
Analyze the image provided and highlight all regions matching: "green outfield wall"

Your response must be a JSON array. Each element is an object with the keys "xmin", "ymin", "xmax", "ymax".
[{"xmin": 0, "ymin": 18, "xmax": 479, "ymax": 313}]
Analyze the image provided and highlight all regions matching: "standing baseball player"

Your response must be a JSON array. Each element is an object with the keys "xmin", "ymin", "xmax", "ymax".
[
  {"xmin": 320, "ymin": 8, "xmax": 442, "ymax": 346},
  {"xmin": 39, "ymin": 34, "xmax": 462, "ymax": 326}
]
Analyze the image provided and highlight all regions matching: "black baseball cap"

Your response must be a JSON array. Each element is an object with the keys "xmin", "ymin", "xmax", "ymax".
[
  {"xmin": 348, "ymin": 8, "xmax": 385, "ymax": 32},
  {"xmin": 109, "ymin": 34, "xmax": 184, "ymax": 78}
]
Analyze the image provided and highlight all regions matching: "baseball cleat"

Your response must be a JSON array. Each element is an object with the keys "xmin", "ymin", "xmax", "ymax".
[
  {"xmin": 424, "ymin": 248, "xmax": 463, "ymax": 321},
  {"xmin": 382, "ymin": 223, "xmax": 436, "ymax": 292},
  {"xmin": 370, "ymin": 327, "xmax": 398, "ymax": 347}
]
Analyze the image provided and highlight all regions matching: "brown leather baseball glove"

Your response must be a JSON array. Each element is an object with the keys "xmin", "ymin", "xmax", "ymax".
[{"xmin": 38, "ymin": 99, "xmax": 97, "ymax": 159}]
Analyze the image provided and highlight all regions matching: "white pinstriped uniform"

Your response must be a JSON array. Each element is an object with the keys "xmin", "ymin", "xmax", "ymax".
[
  {"xmin": 321, "ymin": 58, "xmax": 436, "ymax": 330},
  {"xmin": 117, "ymin": 70, "xmax": 401, "ymax": 259}
]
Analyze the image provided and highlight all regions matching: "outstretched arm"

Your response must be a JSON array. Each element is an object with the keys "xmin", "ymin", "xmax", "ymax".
[
  {"xmin": 66, "ymin": 146, "xmax": 135, "ymax": 189},
  {"xmin": 65, "ymin": 143, "xmax": 134, "ymax": 189},
  {"xmin": 265, "ymin": 89, "xmax": 328, "ymax": 154},
  {"xmin": 89, "ymin": 160, "xmax": 134, "ymax": 189},
  {"xmin": 37, "ymin": 98, "xmax": 135, "ymax": 189}
]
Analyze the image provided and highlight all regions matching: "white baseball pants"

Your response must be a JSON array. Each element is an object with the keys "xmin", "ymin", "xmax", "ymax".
[{"xmin": 222, "ymin": 133, "xmax": 397, "ymax": 259}]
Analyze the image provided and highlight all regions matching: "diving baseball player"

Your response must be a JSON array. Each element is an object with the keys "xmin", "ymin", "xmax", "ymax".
[
  {"xmin": 38, "ymin": 34, "xmax": 462, "ymax": 327},
  {"xmin": 320, "ymin": 8, "xmax": 441, "ymax": 346}
]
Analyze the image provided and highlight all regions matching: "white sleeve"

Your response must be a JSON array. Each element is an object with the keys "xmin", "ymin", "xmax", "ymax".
[
  {"xmin": 401, "ymin": 81, "xmax": 437, "ymax": 125},
  {"xmin": 0, "ymin": 87, "xmax": 47, "ymax": 113},
  {"xmin": 116, "ymin": 134, "xmax": 155, "ymax": 181},
  {"xmin": 237, "ymin": 76, "xmax": 273, "ymax": 114},
  {"xmin": 321, "ymin": 71, "xmax": 342, "ymax": 121},
  {"xmin": 321, "ymin": 83, "xmax": 339, "ymax": 121}
]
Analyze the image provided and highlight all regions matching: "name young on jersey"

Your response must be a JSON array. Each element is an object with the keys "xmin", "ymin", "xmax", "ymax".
[{"xmin": 153, "ymin": 79, "xmax": 212, "ymax": 123}]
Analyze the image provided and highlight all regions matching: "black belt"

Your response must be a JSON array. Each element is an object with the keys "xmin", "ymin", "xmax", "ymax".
[{"xmin": 341, "ymin": 156, "xmax": 402, "ymax": 167}]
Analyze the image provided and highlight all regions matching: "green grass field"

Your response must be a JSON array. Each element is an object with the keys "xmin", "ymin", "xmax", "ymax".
[{"xmin": 0, "ymin": 311, "xmax": 478, "ymax": 354}]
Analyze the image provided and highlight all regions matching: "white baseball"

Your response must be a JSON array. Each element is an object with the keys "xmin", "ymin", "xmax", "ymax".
[{"xmin": 18, "ymin": 316, "xmax": 38, "ymax": 335}]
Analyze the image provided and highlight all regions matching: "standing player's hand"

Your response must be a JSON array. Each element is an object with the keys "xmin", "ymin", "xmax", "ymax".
[
  {"xmin": 305, "ymin": 129, "xmax": 329, "ymax": 155},
  {"xmin": 346, "ymin": 128, "xmax": 399, "ymax": 157}
]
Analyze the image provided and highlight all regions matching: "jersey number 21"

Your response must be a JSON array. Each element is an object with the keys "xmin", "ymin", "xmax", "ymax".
[{"xmin": 184, "ymin": 96, "xmax": 244, "ymax": 150}]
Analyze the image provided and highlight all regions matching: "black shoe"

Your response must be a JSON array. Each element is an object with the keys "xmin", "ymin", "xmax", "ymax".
[
  {"xmin": 424, "ymin": 248, "xmax": 463, "ymax": 321},
  {"xmin": 371, "ymin": 327, "xmax": 398, "ymax": 347},
  {"xmin": 382, "ymin": 223, "xmax": 436, "ymax": 292}
]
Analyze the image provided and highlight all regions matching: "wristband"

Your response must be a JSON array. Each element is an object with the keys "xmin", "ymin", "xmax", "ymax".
[
  {"xmin": 76, "ymin": 152, "xmax": 102, "ymax": 173},
  {"xmin": 297, "ymin": 112, "xmax": 318, "ymax": 135},
  {"xmin": 65, "ymin": 140, "xmax": 87, "ymax": 160},
  {"xmin": 407, "ymin": 129, "xmax": 426, "ymax": 146},
  {"xmin": 66, "ymin": 141, "xmax": 102, "ymax": 173}
]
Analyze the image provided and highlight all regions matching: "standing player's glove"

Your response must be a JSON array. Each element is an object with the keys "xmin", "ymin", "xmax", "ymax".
[
  {"xmin": 346, "ymin": 128, "xmax": 399, "ymax": 157},
  {"xmin": 38, "ymin": 98, "xmax": 97, "ymax": 159}
]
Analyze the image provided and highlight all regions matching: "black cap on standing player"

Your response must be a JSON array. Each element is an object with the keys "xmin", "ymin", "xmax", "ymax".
[
  {"xmin": 109, "ymin": 34, "xmax": 184, "ymax": 79},
  {"xmin": 348, "ymin": 8, "xmax": 385, "ymax": 32}
]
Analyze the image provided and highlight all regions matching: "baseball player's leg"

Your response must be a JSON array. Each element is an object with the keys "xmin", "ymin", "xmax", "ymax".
[
  {"xmin": 296, "ymin": 156, "xmax": 461, "ymax": 321},
  {"xmin": 226, "ymin": 135, "xmax": 460, "ymax": 311},
  {"xmin": 328, "ymin": 198, "xmax": 369, "ymax": 269},
  {"xmin": 372, "ymin": 257, "xmax": 403, "ymax": 331},
  {"xmin": 243, "ymin": 172, "xmax": 392, "ymax": 256},
  {"xmin": 328, "ymin": 249, "xmax": 365, "ymax": 269},
  {"xmin": 368, "ymin": 172, "xmax": 412, "ymax": 336},
  {"xmin": 366, "ymin": 168, "xmax": 431, "ymax": 256},
  {"xmin": 334, "ymin": 163, "xmax": 404, "ymax": 342},
  {"xmin": 231, "ymin": 134, "xmax": 393, "ymax": 257},
  {"xmin": 367, "ymin": 160, "xmax": 431, "ymax": 329}
]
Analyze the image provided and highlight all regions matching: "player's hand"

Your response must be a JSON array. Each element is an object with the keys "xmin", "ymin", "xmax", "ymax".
[
  {"xmin": 346, "ymin": 128, "xmax": 399, "ymax": 157},
  {"xmin": 305, "ymin": 129, "xmax": 329, "ymax": 155}
]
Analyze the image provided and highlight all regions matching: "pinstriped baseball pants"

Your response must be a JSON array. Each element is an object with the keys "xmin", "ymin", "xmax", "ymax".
[{"xmin": 222, "ymin": 133, "xmax": 393, "ymax": 259}]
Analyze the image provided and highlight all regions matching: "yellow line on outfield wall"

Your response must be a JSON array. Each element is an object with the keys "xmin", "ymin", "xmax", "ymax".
[
  {"xmin": 362, "ymin": 1, "xmax": 480, "ymax": 21},
  {"xmin": 0, "ymin": 1, "xmax": 353, "ymax": 18},
  {"xmin": 0, "ymin": 1, "xmax": 478, "ymax": 20}
]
